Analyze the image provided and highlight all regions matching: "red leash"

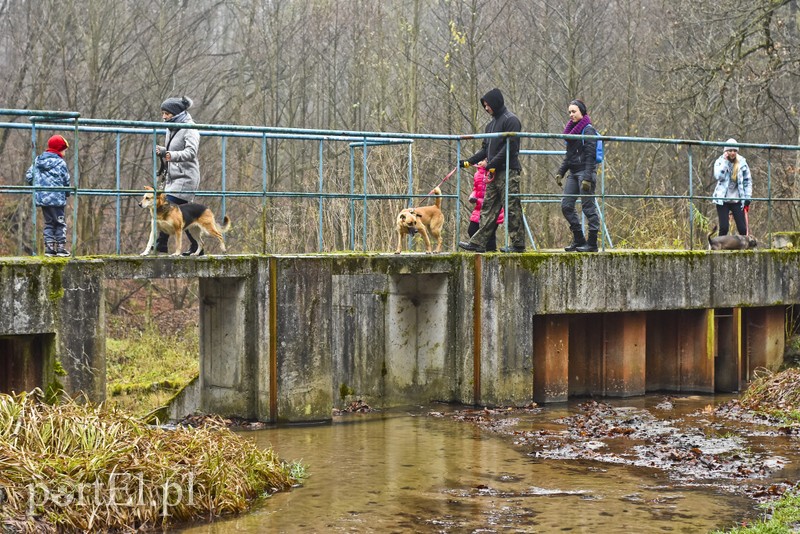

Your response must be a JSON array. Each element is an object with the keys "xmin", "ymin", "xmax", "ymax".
[
  {"xmin": 421, "ymin": 166, "xmax": 457, "ymax": 198},
  {"xmin": 744, "ymin": 205, "xmax": 750, "ymax": 235}
]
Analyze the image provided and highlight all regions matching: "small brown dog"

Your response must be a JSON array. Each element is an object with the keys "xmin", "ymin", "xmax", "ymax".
[
  {"xmin": 708, "ymin": 225, "xmax": 757, "ymax": 250},
  {"xmin": 139, "ymin": 186, "xmax": 231, "ymax": 256},
  {"xmin": 395, "ymin": 187, "xmax": 444, "ymax": 254}
]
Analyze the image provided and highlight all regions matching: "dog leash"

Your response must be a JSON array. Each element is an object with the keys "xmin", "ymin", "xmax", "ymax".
[
  {"xmin": 744, "ymin": 205, "xmax": 750, "ymax": 235},
  {"xmin": 420, "ymin": 166, "xmax": 457, "ymax": 199}
]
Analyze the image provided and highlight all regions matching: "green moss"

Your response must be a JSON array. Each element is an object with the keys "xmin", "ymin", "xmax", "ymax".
[
  {"xmin": 339, "ymin": 383, "xmax": 355, "ymax": 400},
  {"xmin": 48, "ymin": 266, "xmax": 64, "ymax": 302}
]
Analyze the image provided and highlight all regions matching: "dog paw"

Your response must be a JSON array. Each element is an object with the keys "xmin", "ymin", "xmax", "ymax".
[
  {"xmin": 140, "ymin": 251, "xmax": 150, "ymax": 256},
  {"xmin": 394, "ymin": 250, "xmax": 401, "ymax": 254}
]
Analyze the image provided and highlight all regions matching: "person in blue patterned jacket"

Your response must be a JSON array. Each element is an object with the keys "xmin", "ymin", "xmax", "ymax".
[{"xmin": 25, "ymin": 135, "xmax": 72, "ymax": 257}]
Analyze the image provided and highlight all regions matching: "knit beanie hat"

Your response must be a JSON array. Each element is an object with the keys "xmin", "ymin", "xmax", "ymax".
[
  {"xmin": 46, "ymin": 135, "xmax": 69, "ymax": 153},
  {"xmin": 160, "ymin": 96, "xmax": 193, "ymax": 116},
  {"xmin": 723, "ymin": 138, "xmax": 739, "ymax": 152},
  {"xmin": 570, "ymin": 99, "xmax": 588, "ymax": 116}
]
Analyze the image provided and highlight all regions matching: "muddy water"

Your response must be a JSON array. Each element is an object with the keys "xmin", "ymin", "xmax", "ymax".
[{"xmin": 181, "ymin": 395, "xmax": 795, "ymax": 533}]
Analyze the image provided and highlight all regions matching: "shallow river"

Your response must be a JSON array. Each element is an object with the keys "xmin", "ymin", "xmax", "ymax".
[{"xmin": 181, "ymin": 395, "xmax": 799, "ymax": 533}]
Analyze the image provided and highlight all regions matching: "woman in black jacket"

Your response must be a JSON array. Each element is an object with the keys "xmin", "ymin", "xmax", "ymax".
[{"xmin": 556, "ymin": 99, "xmax": 600, "ymax": 252}]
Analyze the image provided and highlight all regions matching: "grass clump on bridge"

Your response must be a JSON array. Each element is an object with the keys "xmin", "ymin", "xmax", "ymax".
[{"xmin": 0, "ymin": 390, "xmax": 304, "ymax": 532}]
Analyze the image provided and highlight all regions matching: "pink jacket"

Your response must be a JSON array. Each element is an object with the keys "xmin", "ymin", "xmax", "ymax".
[{"xmin": 469, "ymin": 167, "xmax": 504, "ymax": 224}]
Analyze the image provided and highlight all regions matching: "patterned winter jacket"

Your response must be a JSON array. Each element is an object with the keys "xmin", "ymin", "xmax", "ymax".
[
  {"xmin": 712, "ymin": 154, "xmax": 752, "ymax": 206},
  {"xmin": 25, "ymin": 152, "xmax": 71, "ymax": 207}
]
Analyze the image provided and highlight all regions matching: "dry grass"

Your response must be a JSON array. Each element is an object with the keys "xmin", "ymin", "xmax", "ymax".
[
  {"xmin": 739, "ymin": 368, "xmax": 800, "ymax": 423},
  {"xmin": 0, "ymin": 390, "xmax": 303, "ymax": 532}
]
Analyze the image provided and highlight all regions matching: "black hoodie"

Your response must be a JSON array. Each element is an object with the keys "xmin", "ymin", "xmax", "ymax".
[{"xmin": 467, "ymin": 88, "xmax": 522, "ymax": 171}]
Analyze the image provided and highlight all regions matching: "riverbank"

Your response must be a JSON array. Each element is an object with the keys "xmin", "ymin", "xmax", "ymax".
[{"xmin": 0, "ymin": 390, "xmax": 303, "ymax": 532}]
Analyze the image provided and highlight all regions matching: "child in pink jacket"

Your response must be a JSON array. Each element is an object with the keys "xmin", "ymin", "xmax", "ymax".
[{"xmin": 468, "ymin": 165, "xmax": 504, "ymax": 252}]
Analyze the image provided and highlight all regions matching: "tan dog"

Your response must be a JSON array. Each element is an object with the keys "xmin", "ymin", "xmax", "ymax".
[
  {"xmin": 139, "ymin": 186, "xmax": 231, "ymax": 256},
  {"xmin": 395, "ymin": 187, "xmax": 444, "ymax": 254},
  {"xmin": 708, "ymin": 225, "xmax": 757, "ymax": 250}
]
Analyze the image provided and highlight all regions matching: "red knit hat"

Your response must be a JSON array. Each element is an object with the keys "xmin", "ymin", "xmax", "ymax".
[{"xmin": 46, "ymin": 135, "xmax": 69, "ymax": 153}]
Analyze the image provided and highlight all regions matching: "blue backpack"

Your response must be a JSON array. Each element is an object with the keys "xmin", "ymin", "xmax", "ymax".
[{"xmin": 582, "ymin": 124, "xmax": 604, "ymax": 163}]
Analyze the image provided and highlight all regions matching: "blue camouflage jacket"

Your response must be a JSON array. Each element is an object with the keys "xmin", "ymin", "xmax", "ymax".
[{"xmin": 25, "ymin": 152, "xmax": 71, "ymax": 207}]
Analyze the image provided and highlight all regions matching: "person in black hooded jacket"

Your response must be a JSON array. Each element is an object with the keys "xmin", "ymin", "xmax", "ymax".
[{"xmin": 457, "ymin": 88, "xmax": 525, "ymax": 253}]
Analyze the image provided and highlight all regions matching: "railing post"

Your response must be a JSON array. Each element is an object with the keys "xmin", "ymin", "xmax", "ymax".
[
  {"xmin": 70, "ymin": 117, "xmax": 79, "ymax": 254},
  {"xmin": 767, "ymin": 148, "xmax": 773, "ymax": 249},
  {"xmin": 688, "ymin": 145, "xmax": 694, "ymax": 250},
  {"xmin": 262, "ymin": 133, "xmax": 268, "ymax": 254},
  {"xmin": 349, "ymin": 146, "xmax": 355, "ymax": 251},
  {"xmin": 318, "ymin": 140, "xmax": 324, "ymax": 252},
  {"xmin": 115, "ymin": 133, "xmax": 121, "ymax": 255},
  {"xmin": 361, "ymin": 139, "xmax": 368, "ymax": 252}
]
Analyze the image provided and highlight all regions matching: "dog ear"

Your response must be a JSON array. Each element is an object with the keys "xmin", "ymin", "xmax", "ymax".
[{"xmin": 144, "ymin": 185, "xmax": 154, "ymax": 191}]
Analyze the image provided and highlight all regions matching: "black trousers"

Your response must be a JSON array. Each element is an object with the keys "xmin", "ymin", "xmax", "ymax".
[{"xmin": 716, "ymin": 202, "xmax": 747, "ymax": 236}]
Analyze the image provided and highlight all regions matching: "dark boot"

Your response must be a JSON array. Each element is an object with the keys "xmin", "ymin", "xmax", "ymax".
[
  {"xmin": 44, "ymin": 241, "xmax": 58, "ymax": 257},
  {"xmin": 155, "ymin": 232, "xmax": 169, "ymax": 253},
  {"xmin": 564, "ymin": 230, "xmax": 586, "ymax": 252},
  {"xmin": 577, "ymin": 230, "xmax": 599, "ymax": 252},
  {"xmin": 56, "ymin": 242, "xmax": 71, "ymax": 257}
]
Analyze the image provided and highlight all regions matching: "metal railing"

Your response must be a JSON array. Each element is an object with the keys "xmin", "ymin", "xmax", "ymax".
[{"xmin": 2, "ymin": 108, "xmax": 797, "ymax": 255}]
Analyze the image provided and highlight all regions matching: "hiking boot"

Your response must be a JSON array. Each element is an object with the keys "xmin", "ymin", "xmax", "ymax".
[
  {"xmin": 458, "ymin": 241, "xmax": 486, "ymax": 252},
  {"xmin": 499, "ymin": 245, "xmax": 526, "ymax": 253},
  {"xmin": 564, "ymin": 230, "xmax": 586, "ymax": 252},
  {"xmin": 56, "ymin": 242, "xmax": 71, "ymax": 257},
  {"xmin": 576, "ymin": 230, "xmax": 599, "ymax": 252},
  {"xmin": 44, "ymin": 242, "xmax": 58, "ymax": 257}
]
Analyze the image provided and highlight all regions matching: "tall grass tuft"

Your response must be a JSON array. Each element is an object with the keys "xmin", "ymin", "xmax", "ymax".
[{"xmin": 0, "ymin": 390, "xmax": 303, "ymax": 532}]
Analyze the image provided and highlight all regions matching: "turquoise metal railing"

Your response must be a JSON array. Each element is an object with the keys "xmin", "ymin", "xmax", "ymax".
[{"xmin": 2, "ymin": 108, "xmax": 798, "ymax": 255}]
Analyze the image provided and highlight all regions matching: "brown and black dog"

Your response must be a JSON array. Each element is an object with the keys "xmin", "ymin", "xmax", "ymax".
[
  {"xmin": 139, "ymin": 186, "xmax": 231, "ymax": 256},
  {"xmin": 708, "ymin": 225, "xmax": 757, "ymax": 250},
  {"xmin": 395, "ymin": 187, "xmax": 444, "ymax": 254}
]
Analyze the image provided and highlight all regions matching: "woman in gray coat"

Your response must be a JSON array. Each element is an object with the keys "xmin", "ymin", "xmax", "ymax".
[{"xmin": 154, "ymin": 96, "xmax": 202, "ymax": 255}]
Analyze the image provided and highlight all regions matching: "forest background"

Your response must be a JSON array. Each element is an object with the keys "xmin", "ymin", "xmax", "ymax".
[
  {"xmin": 2, "ymin": 0, "xmax": 800, "ymax": 255},
  {"xmin": 3, "ymin": 0, "xmax": 800, "ymax": 412}
]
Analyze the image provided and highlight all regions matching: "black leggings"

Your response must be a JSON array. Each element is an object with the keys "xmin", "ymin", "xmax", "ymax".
[{"xmin": 716, "ymin": 202, "xmax": 747, "ymax": 236}]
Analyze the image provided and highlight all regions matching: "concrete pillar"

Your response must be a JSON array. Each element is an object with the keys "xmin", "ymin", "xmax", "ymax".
[
  {"xmin": 480, "ymin": 260, "xmax": 535, "ymax": 406},
  {"xmin": 199, "ymin": 277, "xmax": 254, "ymax": 418},
  {"xmin": 60, "ymin": 264, "xmax": 106, "ymax": 400},
  {"xmin": 533, "ymin": 315, "xmax": 569, "ymax": 403},
  {"xmin": 715, "ymin": 308, "xmax": 741, "ymax": 392},
  {"xmin": 274, "ymin": 259, "xmax": 333, "ymax": 422},
  {"xmin": 331, "ymin": 273, "xmax": 389, "ymax": 408},
  {"xmin": 604, "ymin": 312, "xmax": 646, "ymax": 397},
  {"xmin": 384, "ymin": 273, "xmax": 449, "ymax": 405},
  {"xmin": 745, "ymin": 306, "xmax": 786, "ymax": 375},
  {"xmin": 646, "ymin": 309, "xmax": 713, "ymax": 393}
]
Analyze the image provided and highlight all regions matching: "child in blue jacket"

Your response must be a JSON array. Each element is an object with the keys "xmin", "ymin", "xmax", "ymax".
[{"xmin": 26, "ymin": 135, "xmax": 71, "ymax": 257}]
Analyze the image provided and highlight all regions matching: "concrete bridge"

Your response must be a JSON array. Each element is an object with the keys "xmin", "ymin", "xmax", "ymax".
[{"xmin": 0, "ymin": 251, "xmax": 793, "ymax": 422}]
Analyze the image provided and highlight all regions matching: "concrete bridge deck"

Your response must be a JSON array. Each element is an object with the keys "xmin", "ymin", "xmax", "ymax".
[{"xmin": 0, "ymin": 250, "xmax": 794, "ymax": 422}]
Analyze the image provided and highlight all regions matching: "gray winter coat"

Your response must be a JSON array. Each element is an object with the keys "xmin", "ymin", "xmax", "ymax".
[{"xmin": 162, "ymin": 112, "xmax": 200, "ymax": 202}]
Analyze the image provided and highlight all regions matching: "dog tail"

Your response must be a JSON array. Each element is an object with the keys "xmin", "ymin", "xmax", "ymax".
[
  {"xmin": 707, "ymin": 225, "xmax": 718, "ymax": 248},
  {"xmin": 430, "ymin": 186, "xmax": 442, "ymax": 209},
  {"xmin": 220, "ymin": 215, "xmax": 232, "ymax": 233}
]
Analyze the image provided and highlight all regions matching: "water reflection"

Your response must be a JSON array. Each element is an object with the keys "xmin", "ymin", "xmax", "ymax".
[{"xmin": 181, "ymin": 397, "xmax": 762, "ymax": 533}]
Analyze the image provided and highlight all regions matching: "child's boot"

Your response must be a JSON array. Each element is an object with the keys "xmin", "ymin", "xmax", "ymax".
[
  {"xmin": 44, "ymin": 242, "xmax": 58, "ymax": 257},
  {"xmin": 56, "ymin": 242, "xmax": 71, "ymax": 257}
]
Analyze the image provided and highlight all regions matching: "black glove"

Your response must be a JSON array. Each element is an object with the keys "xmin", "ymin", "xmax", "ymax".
[
  {"xmin": 744, "ymin": 199, "xmax": 751, "ymax": 207},
  {"xmin": 459, "ymin": 159, "xmax": 471, "ymax": 169},
  {"xmin": 156, "ymin": 145, "xmax": 167, "ymax": 157},
  {"xmin": 555, "ymin": 174, "xmax": 563, "ymax": 187},
  {"xmin": 581, "ymin": 179, "xmax": 592, "ymax": 193}
]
